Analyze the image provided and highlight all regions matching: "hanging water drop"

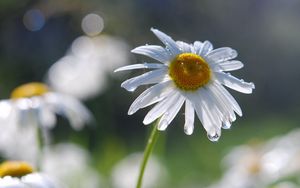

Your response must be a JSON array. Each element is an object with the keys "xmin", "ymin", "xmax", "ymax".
[
  {"xmin": 222, "ymin": 120, "xmax": 231, "ymax": 129},
  {"xmin": 184, "ymin": 123, "xmax": 194, "ymax": 135},
  {"xmin": 207, "ymin": 132, "xmax": 220, "ymax": 142}
]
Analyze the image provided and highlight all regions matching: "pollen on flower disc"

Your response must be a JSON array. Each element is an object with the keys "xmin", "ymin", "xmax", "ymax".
[
  {"xmin": 11, "ymin": 82, "xmax": 49, "ymax": 99},
  {"xmin": 0, "ymin": 161, "xmax": 34, "ymax": 177},
  {"xmin": 169, "ymin": 53, "xmax": 211, "ymax": 91}
]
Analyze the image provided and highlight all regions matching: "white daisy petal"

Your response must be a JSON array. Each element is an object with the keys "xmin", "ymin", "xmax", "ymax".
[
  {"xmin": 202, "ymin": 88, "xmax": 226, "ymax": 122},
  {"xmin": 204, "ymin": 86, "xmax": 235, "ymax": 129},
  {"xmin": 128, "ymin": 81, "xmax": 173, "ymax": 115},
  {"xmin": 45, "ymin": 93, "xmax": 92, "ymax": 130},
  {"xmin": 157, "ymin": 95, "xmax": 185, "ymax": 131},
  {"xmin": 151, "ymin": 28, "xmax": 181, "ymax": 56},
  {"xmin": 184, "ymin": 99, "xmax": 194, "ymax": 135},
  {"xmin": 199, "ymin": 89, "xmax": 222, "ymax": 129},
  {"xmin": 211, "ymin": 60, "xmax": 244, "ymax": 72},
  {"xmin": 121, "ymin": 68, "xmax": 167, "ymax": 92},
  {"xmin": 214, "ymin": 72, "xmax": 255, "ymax": 94},
  {"xmin": 143, "ymin": 91, "xmax": 180, "ymax": 125},
  {"xmin": 131, "ymin": 45, "xmax": 171, "ymax": 63},
  {"xmin": 194, "ymin": 99, "xmax": 219, "ymax": 137},
  {"xmin": 193, "ymin": 41, "xmax": 203, "ymax": 55},
  {"xmin": 206, "ymin": 84, "xmax": 236, "ymax": 124},
  {"xmin": 186, "ymin": 92, "xmax": 218, "ymax": 135},
  {"xmin": 199, "ymin": 40, "xmax": 213, "ymax": 56},
  {"xmin": 38, "ymin": 105, "xmax": 57, "ymax": 128},
  {"xmin": 206, "ymin": 47, "xmax": 238, "ymax": 63},
  {"xmin": 176, "ymin": 41, "xmax": 192, "ymax": 53},
  {"xmin": 211, "ymin": 82, "xmax": 243, "ymax": 116},
  {"xmin": 114, "ymin": 63, "xmax": 166, "ymax": 72}
]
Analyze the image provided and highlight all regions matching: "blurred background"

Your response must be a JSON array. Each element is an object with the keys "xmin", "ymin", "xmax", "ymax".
[{"xmin": 0, "ymin": 0, "xmax": 300, "ymax": 187}]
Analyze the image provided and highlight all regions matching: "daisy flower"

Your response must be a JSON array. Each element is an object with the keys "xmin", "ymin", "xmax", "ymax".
[
  {"xmin": 0, "ymin": 82, "xmax": 92, "ymax": 166},
  {"xmin": 115, "ymin": 28, "xmax": 254, "ymax": 141},
  {"xmin": 208, "ymin": 129, "xmax": 300, "ymax": 188},
  {"xmin": 0, "ymin": 82, "xmax": 92, "ymax": 131},
  {"xmin": 0, "ymin": 161, "xmax": 61, "ymax": 188}
]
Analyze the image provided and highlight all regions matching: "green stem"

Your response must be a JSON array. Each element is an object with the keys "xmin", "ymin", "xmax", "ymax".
[
  {"xmin": 35, "ymin": 125, "xmax": 43, "ymax": 171},
  {"xmin": 136, "ymin": 121, "xmax": 160, "ymax": 188},
  {"xmin": 35, "ymin": 124, "xmax": 50, "ymax": 171}
]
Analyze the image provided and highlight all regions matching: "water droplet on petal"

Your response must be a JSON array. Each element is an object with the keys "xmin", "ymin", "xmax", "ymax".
[
  {"xmin": 222, "ymin": 120, "xmax": 231, "ymax": 129},
  {"xmin": 207, "ymin": 132, "xmax": 220, "ymax": 142},
  {"xmin": 184, "ymin": 124, "xmax": 194, "ymax": 135},
  {"xmin": 229, "ymin": 114, "xmax": 236, "ymax": 122}
]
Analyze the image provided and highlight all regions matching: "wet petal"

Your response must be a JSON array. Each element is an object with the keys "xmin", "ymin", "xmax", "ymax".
[
  {"xmin": 206, "ymin": 84, "xmax": 236, "ymax": 123},
  {"xmin": 176, "ymin": 41, "xmax": 192, "ymax": 53},
  {"xmin": 211, "ymin": 82, "xmax": 242, "ymax": 116},
  {"xmin": 211, "ymin": 60, "xmax": 244, "ymax": 72},
  {"xmin": 121, "ymin": 68, "xmax": 167, "ymax": 92},
  {"xmin": 199, "ymin": 89, "xmax": 222, "ymax": 129},
  {"xmin": 214, "ymin": 72, "xmax": 255, "ymax": 94},
  {"xmin": 128, "ymin": 81, "xmax": 173, "ymax": 115},
  {"xmin": 193, "ymin": 41, "xmax": 203, "ymax": 55},
  {"xmin": 199, "ymin": 41, "xmax": 213, "ymax": 56},
  {"xmin": 131, "ymin": 45, "xmax": 171, "ymax": 63},
  {"xmin": 185, "ymin": 92, "xmax": 219, "ymax": 135},
  {"xmin": 143, "ymin": 91, "xmax": 180, "ymax": 125},
  {"xmin": 206, "ymin": 47, "xmax": 237, "ymax": 63},
  {"xmin": 157, "ymin": 95, "xmax": 185, "ymax": 131},
  {"xmin": 114, "ymin": 63, "xmax": 166, "ymax": 72},
  {"xmin": 151, "ymin": 28, "xmax": 181, "ymax": 56},
  {"xmin": 184, "ymin": 99, "xmax": 194, "ymax": 135}
]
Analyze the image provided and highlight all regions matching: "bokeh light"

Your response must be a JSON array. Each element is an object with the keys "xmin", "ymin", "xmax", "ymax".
[
  {"xmin": 81, "ymin": 13, "xmax": 104, "ymax": 36},
  {"xmin": 23, "ymin": 9, "xmax": 45, "ymax": 31}
]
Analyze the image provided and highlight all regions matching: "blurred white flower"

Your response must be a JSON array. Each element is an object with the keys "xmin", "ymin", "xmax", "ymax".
[
  {"xmin": 47, "ymin": 34, "xmax": 131, "ymax": 100},
  {"xmin": 42, "ymin": 143, "xmax": 102, "ymax": 188},
  {"xmin": 115, "ymin": 28, "xmax": 254, "ymax": 140},
  {"xmin": 0, "ymin": 161, "xmax": 61, "ymax": 188},
  {"xmin": 0, "ymin": 82, "xmax": 92, "ymax": 163},
  {"xmin": 110, "ymin": 153, "xmax": 167, "ymax": 188},
  {"xmin": 0, "ymin": 82, "xmax": 92, "ymax": 130},
  {"xmin": 208, "ymin": 129, "xmax": 300, "ymax": 188},
  {"xmin": 0, "ymin": 114, "xmax": 38, "ymax": 164}
]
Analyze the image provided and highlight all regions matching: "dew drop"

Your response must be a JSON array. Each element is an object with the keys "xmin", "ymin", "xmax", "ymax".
[
  {"xmin": 229, "ymin": 114, "xmax": 236, "ymax": 122},
  {"xmin": 184, "ymin": 123, "xmax": 194, "ymax": 135},
  {"xmin": 222, "ymin": 120, "xmax": 231, "ymax": 129},
  {"xmin": 207, "ymin": 132, "xmax": 220, "ymax": 142}
]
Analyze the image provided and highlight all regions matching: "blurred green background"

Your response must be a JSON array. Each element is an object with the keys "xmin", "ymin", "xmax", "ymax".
[{"xmin": 0, "ymin": 0, "xmax": 300, "ymax": 187}]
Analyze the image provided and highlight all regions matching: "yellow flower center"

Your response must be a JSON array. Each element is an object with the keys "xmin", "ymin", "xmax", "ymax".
[
  {"xmin": 10, "ymin": 82, "xmax": 49, "ymax": 99},
  {"xmin": 169, "ymin": 53, "xmax": 211, "ymax": 91},
  {"xmin": 0, "ymin": 161, "xmax": 34, "ymax": 177}
]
